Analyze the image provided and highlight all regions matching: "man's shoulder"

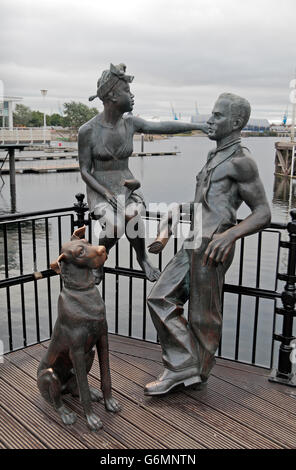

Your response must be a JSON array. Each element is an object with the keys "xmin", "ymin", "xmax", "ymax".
[{"xmin": 230, "ymin": 146, "xmax": 259, "ymax": 181}]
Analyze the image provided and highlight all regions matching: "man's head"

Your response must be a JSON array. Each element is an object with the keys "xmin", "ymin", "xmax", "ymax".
[{"xmin": 207, "ymin": 93, "xmax": 251, "ymax": 141}]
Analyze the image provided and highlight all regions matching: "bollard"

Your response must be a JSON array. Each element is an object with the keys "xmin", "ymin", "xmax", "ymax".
[{"xmin": 269, "ymin": 209, "xmax": 296, "ymax": 386}]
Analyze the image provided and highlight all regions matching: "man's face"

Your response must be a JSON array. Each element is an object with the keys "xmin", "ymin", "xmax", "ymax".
[{"xmin": 207, "ymin": 98, "xmax": 234, "ymax": 141}]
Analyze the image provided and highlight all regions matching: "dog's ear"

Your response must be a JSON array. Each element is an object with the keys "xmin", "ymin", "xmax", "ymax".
[
  {"xmin": 71, "ymin": 225, "xmax": 86, "ymax": 240},
  {"xmin": 50, "ymin": 253, "xmax": 65, "ymax": 274}
]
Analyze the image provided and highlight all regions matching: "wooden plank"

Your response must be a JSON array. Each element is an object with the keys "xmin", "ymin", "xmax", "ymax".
[
  {"xmin": 108, "ymin": 335, "xmax": 162, "ymax": 362},
  {"xmin": 40, "ymin": 340, "xmax": 289, "ymax": 449},
  {"xmin": 0, "ymin": 407, "xmax": 46, "ymax": 449},
  {"xmin": 0, "ymin": 164, "xmax": 79, "ymax": 174},
  {"xmin": 33, "ymin": 344, "xmax": 226, "ymax": 449},
  {"xmin": 215, "ymin": 357, "xmax": 270, "ymax": 377},
  {"xmin": 276, "ymin": 149, "xmax": 288, "ymax": 173},
  {"xmin": 204, "ymin": 375, "xmax": 296, "ymax": 435},
  {"xmin": 100, "ymin": 354, "xmax": 244, "ymax": 449},
  {"xmin": 186, "ymin": 387, "xmax": 296, "ymax": 448},
  {"xmin": 109, "ymin": 334, "xmax": 161, "ymax": 352},
  {"xmin": 3, "ymin": 350, "xmax": 130, "ymax": 449},
  {"xmin": 1, "ymin": 356, "xmax": 125, "ymax": 449},
  {"xmin": 11, "ymin": 346, "xmax": 186, "ymax": 449},
  {"xmin": 110, "ymin": 352, "xmax": 284, "ymax": 449},
  {"xmin": 0, "ymin": 379, "xmax": 86, "ymax": 449},
  {"xmin": 15, "ymin": 355, "xmax": 168, "ymax": 450},
  {"xmin": 25, "ymin": 344, "xmax": 206, "ymax": 449},
  {"xmin": 4, "ymin": 337, "xmax": 296, "ymax": 449},
  {"xmin": 110, "ymin": 350, "xmax": 296, "ymax": 448},
  {"xmin": 213, "ymin": 366, "xmax": 296, "ymax": 414},
  {"xmin": 213, "ymin": 359, "xmax": 296, "ymax": 395}
]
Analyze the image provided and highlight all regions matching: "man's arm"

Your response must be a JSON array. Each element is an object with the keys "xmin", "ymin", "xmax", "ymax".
[
  {"xmin": 229, "ymin": 156, "xmax": 271, "ymax": 238},
  {"xmin": 203, "ymin": 155, "xmax": 271, "ymax": 266},
  {"xmin": 132, "ymin": 116, "xmax": 208, "ymax": 135}
]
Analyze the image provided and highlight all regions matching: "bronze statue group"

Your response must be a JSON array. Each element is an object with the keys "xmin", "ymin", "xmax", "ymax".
[
  {"xmin": 38, "ymin": 63, "xmax": 271, "ymax": 431},
  {"xmin": 79, "ymin": 63, "xmax": 270, "ymax": 395}
]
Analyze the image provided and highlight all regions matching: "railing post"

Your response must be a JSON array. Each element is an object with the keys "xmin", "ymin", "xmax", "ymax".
[
  {"xmin": 73, "ymin": 193, "xmax": 88, "ymax": 230},
  {"xmin": 269, "ymin": 209, "xmax": 296, "ymax": 386}
]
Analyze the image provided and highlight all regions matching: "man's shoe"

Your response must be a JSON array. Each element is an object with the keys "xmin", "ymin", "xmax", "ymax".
[{"xmin": 144, "ymin": 366, "xmax": 201, "ymax": 396}]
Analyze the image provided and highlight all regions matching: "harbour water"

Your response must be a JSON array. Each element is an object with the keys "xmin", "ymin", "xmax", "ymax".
[
  {"xmin": 0, "ymin": 135, "xmax": 295, "ymax": 365},
  {"xmin": 0, "ymin": 135, "xmax": 295, "ymax": 220}
]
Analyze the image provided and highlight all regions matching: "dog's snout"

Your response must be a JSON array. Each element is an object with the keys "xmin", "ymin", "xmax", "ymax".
[{"xmin": 97, "ymin": 246, "xmax": 107, "ymax": 259}]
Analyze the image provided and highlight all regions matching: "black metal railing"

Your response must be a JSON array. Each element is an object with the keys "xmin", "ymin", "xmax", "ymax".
[{"xmin": 0, "ymin": 194, "xmax": 295, "ymax": 386}]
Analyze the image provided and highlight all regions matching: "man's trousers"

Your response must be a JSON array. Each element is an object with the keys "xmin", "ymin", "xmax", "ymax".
[{"xmin": 147, "ymin": 241, "xmax": 235, "ymax": 380}]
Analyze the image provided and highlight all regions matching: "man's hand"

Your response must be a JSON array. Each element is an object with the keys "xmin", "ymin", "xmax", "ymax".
[{"xmin": 203, "ymin": 230, "xmax": 237, "ymax": 266}]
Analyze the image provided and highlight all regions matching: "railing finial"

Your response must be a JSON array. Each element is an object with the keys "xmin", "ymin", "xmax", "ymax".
[{"xmin": 73, "ymin": 193, "xmax": 88, "ymax": 228}]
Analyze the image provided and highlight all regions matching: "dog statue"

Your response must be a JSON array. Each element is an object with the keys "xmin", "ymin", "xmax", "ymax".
[{"xmin": 37, "ymin": 225, "xmax": 120, "ymax": 431}]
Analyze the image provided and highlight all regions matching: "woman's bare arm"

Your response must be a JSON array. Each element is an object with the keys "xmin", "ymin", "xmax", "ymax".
[{"xmin": 132, "ymin": 116, "xmax": 208, "ymax": 135}]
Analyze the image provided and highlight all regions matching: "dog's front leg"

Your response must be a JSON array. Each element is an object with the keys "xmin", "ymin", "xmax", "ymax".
[
  {"xmin": 70, "ymin": 348, "xmax": 103, "ymax": 431},
  {"xmin": 96, "ymin": 333, "xmax": 121, "ymax": 413}
]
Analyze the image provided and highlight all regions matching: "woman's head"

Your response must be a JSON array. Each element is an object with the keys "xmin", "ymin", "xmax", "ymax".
[{"xmin": 89, "ymin": 63, "xmax": 134, "ymax": 111}]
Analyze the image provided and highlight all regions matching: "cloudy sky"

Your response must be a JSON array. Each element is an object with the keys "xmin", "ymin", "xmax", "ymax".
[{"xmin": 1, "ymin": 0, "xmax": 296, "ymax": 121}]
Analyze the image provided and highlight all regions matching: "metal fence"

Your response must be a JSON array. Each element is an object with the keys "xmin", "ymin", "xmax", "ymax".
[{"xmin": 0, "ymin": 194, "xmax": 295, "ymax": 386}]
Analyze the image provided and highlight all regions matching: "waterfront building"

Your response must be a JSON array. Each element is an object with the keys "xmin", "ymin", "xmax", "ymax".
[
  {"xmin": 0, "ymin": 96, "xmax": 22, "ymax": 129},
  {"xmin": 191, "ymin": 113, "xmax": 270, "ymax": 132}
]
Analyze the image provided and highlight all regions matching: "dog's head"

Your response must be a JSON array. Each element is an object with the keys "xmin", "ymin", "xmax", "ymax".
[{"xmin": 50, "ymin": 226, "xmax": 107, "ymax": 274}]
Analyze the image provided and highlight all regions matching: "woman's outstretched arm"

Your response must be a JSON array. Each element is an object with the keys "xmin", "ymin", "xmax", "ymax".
[{"xmin": 132, "ymin": 116, "xmax": 208, "ymax": 135}]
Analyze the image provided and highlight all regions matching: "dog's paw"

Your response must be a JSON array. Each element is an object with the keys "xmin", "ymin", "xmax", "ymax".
[
  {"xmin": 57, "ymin": 405, "xmax": 77, "ymax": 426},
  {"xmin": 86, "ymin": 412, "xmax": 103, "ymax": 432},
  {"xmin": 89, "ymin": 386, "xmax": 103, "ymax": 402},
  {"xmin": 104, "ymin": 397, "xmax": 121, "ymax": 413}
]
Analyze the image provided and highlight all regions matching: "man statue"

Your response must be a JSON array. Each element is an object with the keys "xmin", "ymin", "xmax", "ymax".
[{"xmin": 144, "ymin": 93, "xmax": 271, "ymax": 396}]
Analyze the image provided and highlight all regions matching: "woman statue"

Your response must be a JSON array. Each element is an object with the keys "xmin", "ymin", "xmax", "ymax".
[{"xmin": 78, "ymin": 63, "xmax": 207, "ymax": 283}]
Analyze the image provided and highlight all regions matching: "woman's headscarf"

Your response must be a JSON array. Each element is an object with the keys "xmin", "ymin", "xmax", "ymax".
[{"xmin": 89, "ymin": 63, "xmax": 134, "ymax": 102}]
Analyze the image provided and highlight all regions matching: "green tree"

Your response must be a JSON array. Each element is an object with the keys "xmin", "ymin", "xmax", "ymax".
[
  {"xmin": 48, "ymin": 113, "xmax": 65, "ymax": 127},
  {"xmin": 29, "ymin": 110, "xmax": 44, "ymax": 127},
  {"xmin": 63, "ymin": 101, "xmax": 98, "ymax": 129},
  {"xmin": 13, "ymin": 104, "xmax": 32, "ymax": 127}
]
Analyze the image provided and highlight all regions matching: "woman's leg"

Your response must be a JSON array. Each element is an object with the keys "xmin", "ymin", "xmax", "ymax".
[
  {"xmin": 92, "ymin": 204, "xmax": 125, "ymax": 284},
  {"xmin": 125, "ymin": 202, "xmax": 160, "ymax": 282}
]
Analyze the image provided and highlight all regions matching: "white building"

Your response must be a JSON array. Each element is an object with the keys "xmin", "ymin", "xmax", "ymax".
[
  {"xmin": 0, "ymin": 96, "xmax": 51, "ymax": 143},
  {"xmin": 0, "ymin": 96, "xmax": 23, "ymax": 129}
]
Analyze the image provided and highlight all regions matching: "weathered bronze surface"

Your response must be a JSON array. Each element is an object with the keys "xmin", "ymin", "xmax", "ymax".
[
  {"xmin": 37, "ymin": 226, "xmax": 120, "ymax": 431},
  {"xmin": 145, "ymin": 93, "xmax": 272, "ymax": 396},
  {"xmin": 78, "ymin": 63, "xmax": 207, "ymax": 284}
]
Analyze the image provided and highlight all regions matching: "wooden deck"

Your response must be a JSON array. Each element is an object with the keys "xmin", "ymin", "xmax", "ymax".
[{"xmin": 1, "ymin": 334, "xmax": 296, "ymax": 449}]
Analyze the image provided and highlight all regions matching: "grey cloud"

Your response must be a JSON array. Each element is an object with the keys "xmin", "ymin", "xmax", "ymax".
[{"xmin": 1, "ymin": 0, "xmax": 296, "ymax": 121}]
